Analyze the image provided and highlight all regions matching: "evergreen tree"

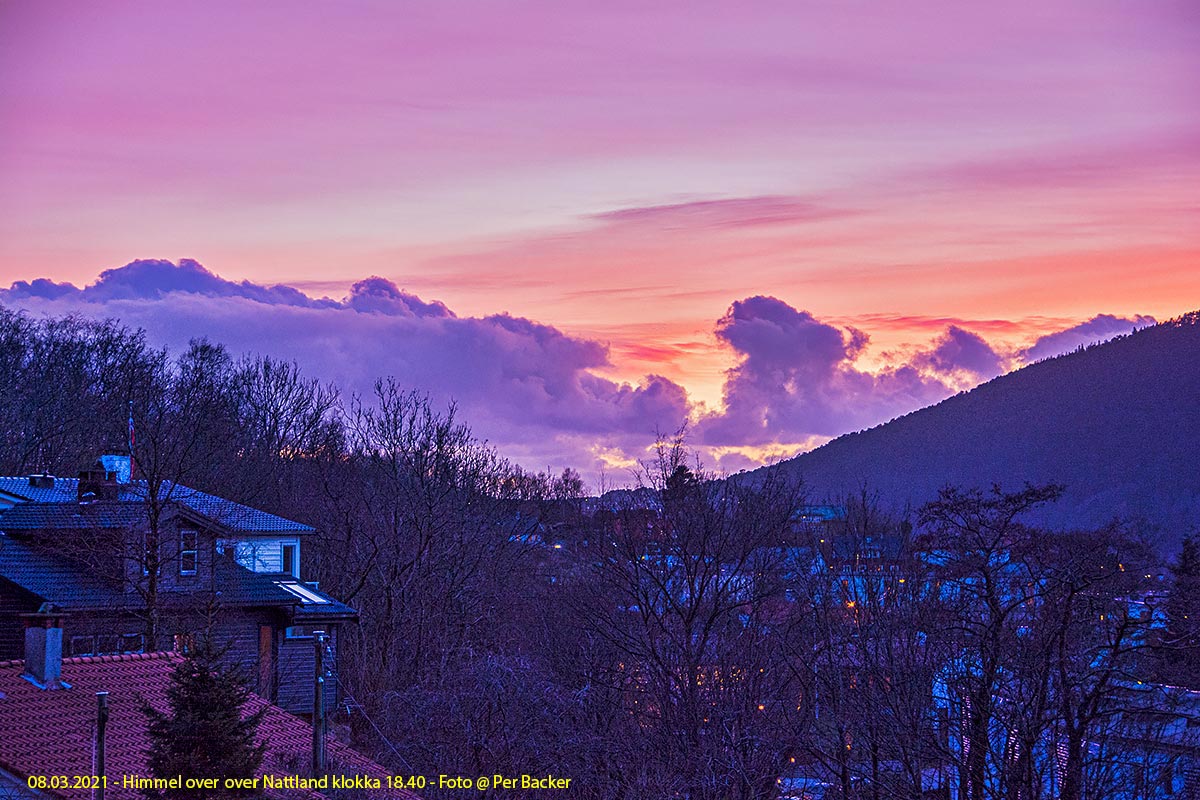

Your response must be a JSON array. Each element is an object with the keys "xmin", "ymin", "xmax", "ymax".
[
  {"xmin": 142, "ymin": 639, "xmax": 267, "ymax": 799},
  {"xmin": 1165, "ymin": 534, "xmax": 1200, "ymax": 687}
]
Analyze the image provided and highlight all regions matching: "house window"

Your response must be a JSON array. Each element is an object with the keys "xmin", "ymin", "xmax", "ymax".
[
  {"xmin": 69, "ymin": 633, "xmax": 144, "ymax": 656},
  {"xmin": 180, "ymin": 529, "xmax": 198, "ymax": 575},
  {"xmin": 281, "ymin": 543, "xmax": 298, "ymax": 578},
  {"xmin": 216, "ymin": 539, "xmax": 243, "ymax": 564},
  {"xmin": 173, "ymin": 633, "xmax": 195, "ymax": 654},
  {"xmin": 70, "ymin": 635, "xmax": 95, "ymax": 656}
]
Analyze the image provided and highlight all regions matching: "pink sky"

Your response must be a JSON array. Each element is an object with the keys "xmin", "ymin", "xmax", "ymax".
[{"xmin": 1, "ymin": 1, "xmax": 1197, "ymax": 479}]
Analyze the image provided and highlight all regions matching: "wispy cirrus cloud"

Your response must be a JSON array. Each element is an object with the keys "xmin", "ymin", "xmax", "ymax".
[{"xmin": 589, "ymin": 195, "xmax": 857, "ymax": 231}]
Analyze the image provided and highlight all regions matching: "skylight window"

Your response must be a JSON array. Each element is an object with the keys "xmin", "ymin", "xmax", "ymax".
[{"xmin": 274, "ymin": 581, "xmax": 330, "ymax": 604}]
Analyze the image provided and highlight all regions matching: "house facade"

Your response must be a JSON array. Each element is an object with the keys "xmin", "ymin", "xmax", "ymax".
[{"xmin": 0, "ymin": 457, "xmax": 356, "ymax": 715}]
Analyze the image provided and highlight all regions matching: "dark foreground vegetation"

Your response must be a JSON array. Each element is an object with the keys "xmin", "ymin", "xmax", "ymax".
[{"xmin": 2, "ymin": 306, "xmax": 1198, "ymax": 800}]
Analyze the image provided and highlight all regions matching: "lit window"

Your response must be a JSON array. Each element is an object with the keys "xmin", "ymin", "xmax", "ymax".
[{"xmin": 180, "ymin": 529, "xmax": 198, "ymax": 575}]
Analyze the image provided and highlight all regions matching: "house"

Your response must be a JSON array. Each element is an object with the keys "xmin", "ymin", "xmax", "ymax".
[
  {"xmin": 931, "ymin": 668, "xmax": 1200, "ymax": 800},
  {"xmin": 0, "ymin": 458, "xmax": 356, "ymax": 715},
  {"xmin": 0, "ymin": 616, "xmax": 419, "ymax": 800}
]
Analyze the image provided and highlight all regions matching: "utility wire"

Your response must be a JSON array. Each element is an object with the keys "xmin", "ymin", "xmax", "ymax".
[{"xmin": 329, "ymin": 669, "xmax": 415, "ymax": 773}]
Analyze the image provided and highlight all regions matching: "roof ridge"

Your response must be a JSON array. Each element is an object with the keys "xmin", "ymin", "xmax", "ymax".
[
  {"xmin": 0, "ymin": 475, "xmax": 315, "ymax": 533},
  {"xmin": 4, "ymin": 499, "xmax": 149, "ymax": 506},
  {"xmin": 64, "ymin": 651, "xmax": 177, "ymax": 665},
  {"xmin": 0, "ymin": 651, "xmax": 179, "ymax": 671}
]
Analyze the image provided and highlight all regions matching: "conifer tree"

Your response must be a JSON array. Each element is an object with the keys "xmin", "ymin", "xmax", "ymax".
[
  {"xmin": 1166, "ymin": 534, "xmax": 1200, "ymax": 687},
  {"xmin": 142, "ymin": 639, "xmax": 266, "ymax": 799}
]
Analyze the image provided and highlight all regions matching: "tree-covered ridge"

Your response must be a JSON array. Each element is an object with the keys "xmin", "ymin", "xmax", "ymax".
[{"xmin": 765, "ymin": 312, "xmax": 1200, "ymax": 550}]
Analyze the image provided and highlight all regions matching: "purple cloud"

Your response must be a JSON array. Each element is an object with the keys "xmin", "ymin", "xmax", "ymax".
[
  {"xmin": 1020, "ymin": 313, "xmax": 1156, "ymax": 362},
  {"xmin": 1, "ymin": 260, "xmax": 689, "ymax": 477},
  {"xmin": 345, "ymin": 276, "xmax": 455, "ymax": 318},
  {"xmin": 6, "ymin": 258, "xmax": 333, "ymax": 308},
  {"xmin": 910, "ymin": 325, "xmax": 1004, "ymax": 380},
  {"xmin": 0, "ymin": 260, "xmax": 1160, "ymax": 480},
  {"xmin": 697, "ymin": 296, "xmax": 955, "ymax": 446},
  {"xmin": 695, "ymin": 303, "xmax": 1165, "ymax": 452},
  {"xmin": 4, "ymin": 277, "xmax": 77, "ymax": 300}
]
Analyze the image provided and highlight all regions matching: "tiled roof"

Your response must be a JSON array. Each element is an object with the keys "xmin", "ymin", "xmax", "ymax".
[
  {"xmin": 279, "ymin": 581, "xmax": 359, "ymax": 622},
  {"xmin": 0, "ymin": 652, "xmax": 419, "ymax": 800},
  {"xmin": 0, "ymin": 478, "xmax": 313, "ymax": 534},
  {"xmin": 0, "ymin": 502, "xmax": 150, "ymax": 530},
  {"xmin": 0, "ymin": 537, "xmax": 127, "ymax": 610},
  {"xmin": 0, "ymin": 478, "xmax": 71, "ymax": 505},
  {"xmin": 213, "ymin": 561, "xmax": 300, "ymax": 608},
  {"xmin": 0, "ymin": 537, "xmax": 299, "ymax": 611},
  {"xmin": 165, "ymin": 484, "xmax": 314, "ymax": 534}
]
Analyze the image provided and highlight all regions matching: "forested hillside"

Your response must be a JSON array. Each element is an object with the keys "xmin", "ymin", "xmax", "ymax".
[{"xmin": 765, "ymin": 312, "xmax": 1200, "ymax": 548}]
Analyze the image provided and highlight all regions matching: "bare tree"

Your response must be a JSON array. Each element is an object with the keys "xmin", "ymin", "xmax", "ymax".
[
  {"xmin": 918, "ymin": 483, "xmax": 1064, "ymax": 800},
  {"xmin": 577, "ymin": 432, "xmax": 805, "ymax": 800}
]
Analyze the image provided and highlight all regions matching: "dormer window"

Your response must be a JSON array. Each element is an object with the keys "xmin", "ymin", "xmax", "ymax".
[{"xmin": 180, "ymin": 529, "xmax": 198, "ymax": 575}]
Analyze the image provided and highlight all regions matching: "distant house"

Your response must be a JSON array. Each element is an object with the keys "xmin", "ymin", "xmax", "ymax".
[
  {"xmin": 0, "ymin": 619, "xmax": 418, "ymax": 800},
  {"xmin": 931, "ymin": 666, "xmax": 1200, "ymax": 800},
  {"xmin": 0, "ymin": 458, "xmax": 356, "ymax": 715}
]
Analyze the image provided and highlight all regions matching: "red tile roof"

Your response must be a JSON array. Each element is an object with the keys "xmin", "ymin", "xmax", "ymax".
[{"xmin": 0, "ymin": 653, "xmax": 419, "ymax": 800}]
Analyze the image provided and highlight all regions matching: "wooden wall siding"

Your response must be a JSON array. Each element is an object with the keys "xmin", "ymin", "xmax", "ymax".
[
  {"xmin": 259, "ymin": 625, "xmax": 274, "ymax": 698},
  {"xmin": 125, "ymin": 519, "xmax": 220, "ymax": 596},
  {"xmin": 275, "ymin": 628, "xmax": 339, "ymax": 715},
  {"xmin": 218, "ymin": 537, "xmax": 301, "ymax": 575},
  {"xmin": 0, "ymin": 581, "xmax": 40, "ymax": 660}
]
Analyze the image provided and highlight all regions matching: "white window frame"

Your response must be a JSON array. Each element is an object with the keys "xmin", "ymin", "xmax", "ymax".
[
  {"xmin": 179, "ymin": 528, "xmax": 198, "ymax": 575},
  {"xmin": 281, "ymin": 541, "xmax": 299, "ymax": 578}
]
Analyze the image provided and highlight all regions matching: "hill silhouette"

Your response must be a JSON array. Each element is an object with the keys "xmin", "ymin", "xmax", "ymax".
[{"xmin": 760, "ymin": 312, "xmax": 1200, "ymax": 553}]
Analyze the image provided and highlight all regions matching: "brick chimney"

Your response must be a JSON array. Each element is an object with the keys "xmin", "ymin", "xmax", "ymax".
[
  {"xmin": 27, "ymin": 473, "xmax": 55, "ymax": 490},
  {"xmin": 78, "ymin": 458, "xmax": 120, "ymax": 503},
  {"xmin": 21, "ymin": 606, "xmax": 71, "ymax": 690}
]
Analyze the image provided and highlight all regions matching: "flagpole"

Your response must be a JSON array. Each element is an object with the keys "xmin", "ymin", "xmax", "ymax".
[{"xmin": 128, "ymin": 400, "xmax": 135, "ymax": 482}]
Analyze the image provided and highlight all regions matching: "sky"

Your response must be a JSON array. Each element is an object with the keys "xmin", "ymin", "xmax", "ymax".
[{"xmin": 1, "ymin": 1, "xmax": 1197, "ymax": 484}]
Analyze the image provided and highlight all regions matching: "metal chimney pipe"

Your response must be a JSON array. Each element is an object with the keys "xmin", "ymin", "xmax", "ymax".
[
  {"xmin": 94, "ymin": 692, "xmax": 109, "ymax": 800},
  {"xmin": 312, "ymin": 631, "xmax": 327, "ymax": 777}
]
